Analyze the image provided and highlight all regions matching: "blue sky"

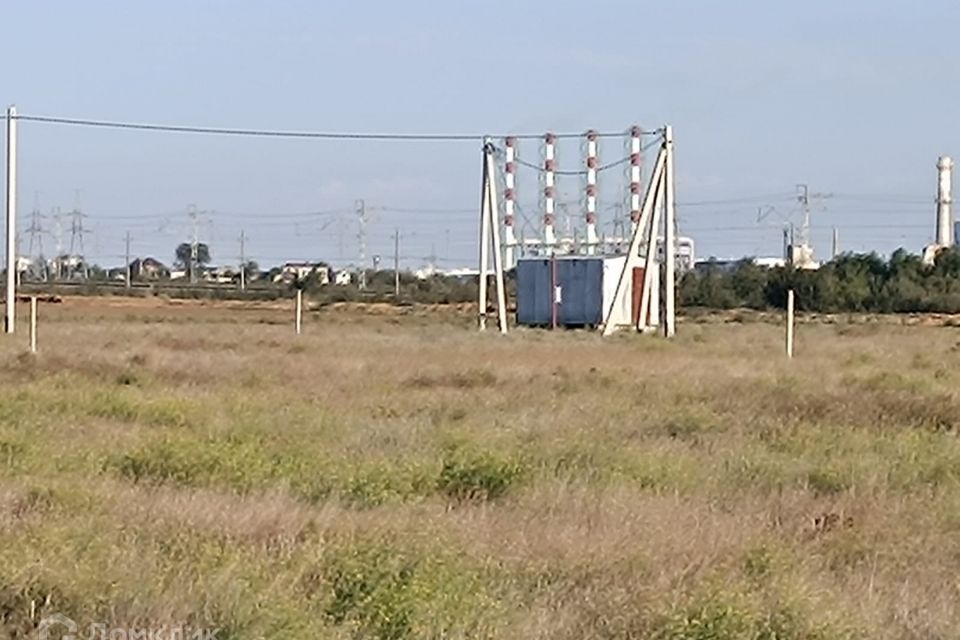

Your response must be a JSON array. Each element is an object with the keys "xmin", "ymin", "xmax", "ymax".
[{"xmin": 2, "ymin": 0, "xmax": 958, "ymax": 269}]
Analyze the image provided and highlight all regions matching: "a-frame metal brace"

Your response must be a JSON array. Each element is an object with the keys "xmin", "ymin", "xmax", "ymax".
[
  {"xmin": 601, "ymin": 126, "xmax": 677, "ymax": 337},
  {"xmin": 478, "ymin": 138, "xmax": 508, "ymax": 333}
]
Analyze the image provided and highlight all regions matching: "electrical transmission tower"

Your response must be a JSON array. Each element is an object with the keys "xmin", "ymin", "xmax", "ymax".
[
  {"xmin": 795, "ymin": 184, "xmax": 832, "ymax": 253},
  {"xmin": 26, "ymin": 195, "xmax": 47, "ymax": 281},
  {"xmin": 69, "ymin": 191, "xmax": 90, "ymax": 279},
  {"xmin": 610, "ymin": 203, "xmax": 627, "ymax": 252},
  {"xmin": 51, "ymin": 207, "xmax": 65, "ymax": 280},
  {"xmin": 186, "ymin": 205, "xmax": 211, "ymax": 283},
  {"xmin": 355, "ymin": 199, "xmax": 367, "ymax": 289}
]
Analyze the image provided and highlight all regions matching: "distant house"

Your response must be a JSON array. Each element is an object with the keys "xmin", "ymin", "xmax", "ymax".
[
  {"xmin": 202, "ymin": 265, "xmax": 238, "ymax": 284},
  {"xmin": 49, "ymin": 254, "xmax": 86, "ymax": 279},
  {"xmin": 15, "ymin": 256, "xmax": 33, "ymax": 275},
  {"xmin": 442, "ymin": 268, "xmax": 481, "ymax": 284},
  {"xmin": 414, "ymin": 266, "xmax": 478, "ymax": 282},
  {"xmin": 414, "ymin": 265, "xmax": 438, "ymax": 280},
  {"xmin": 129, "ymin": 257, "xmax": 168, "ymax": 280},
  {"xmin": 333, "ymin": 270, "xmax": 352, "ymax": 286},
  {"xmin": 273, "ymin": 262, "xmax": 330, "ymax": 285}
]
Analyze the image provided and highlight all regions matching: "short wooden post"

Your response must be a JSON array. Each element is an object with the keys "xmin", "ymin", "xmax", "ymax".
[
  {"xmin": 29, "ymin": 296, "xmax": 37, "ymax": 353},
  {"xmin": 786, "ymin": 289, "xmax": 794, "ymax": 359},
  {"xmin": 295, "ymin": 289, "xmax": 303, "ymax": 335}
]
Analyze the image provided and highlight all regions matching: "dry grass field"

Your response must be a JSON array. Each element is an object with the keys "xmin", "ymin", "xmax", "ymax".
[{"xmin": 2, "ymin": 297, "xmax": 960, "ymax": 639}]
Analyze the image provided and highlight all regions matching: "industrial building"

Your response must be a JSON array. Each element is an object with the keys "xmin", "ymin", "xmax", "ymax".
[{"xmin": 515, "ymin": 256, "xmax": 658, "ymax": 328}]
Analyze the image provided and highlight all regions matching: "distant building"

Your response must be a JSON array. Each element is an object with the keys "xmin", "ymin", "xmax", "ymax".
[
  {"xmin": 414, "ymin": 266, "xmax": 480, "ymax": 281},
  {"xmin": 753, "ymin": 256, "xmax": 787, "ymax": 268},
  {"xmin": 654, "ymin": 236, "xmax": 696, "ymax": 273},
  {"xmin": 203, "ymin": 265, "xmax": 238, "ymax": 284},
  {"xmin": 333, "ymin": 270, "xmax": 352, "ymax": 286},
  {"xmin": 48, "ymin": 254, "xmax": 87, "ymax": 279},
  {"xmin": 273, "ymin": 262, "xmax": 330, "ymax": 285},
  {"xmin": 787, "ymin": 244, "xmax": 819, "ymax": 270},
  {"xmin": 129, "ymin": 257, "xmax": 168, "ymax": 280}
]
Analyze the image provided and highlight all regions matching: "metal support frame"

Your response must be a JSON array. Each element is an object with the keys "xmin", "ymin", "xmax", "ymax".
[
  {"xmin": 637, "ymin": 169, "xmax": 665, "ymax": 332},
  {"xmin": 663, "ymin": 125, "xmax": 677, "ymax": 337},
  {"xmin": 478, "ymin": 138, "xmax": 508, "ymax": 334},
  {"xmin": 601, "ymin": 125, "xmax": 677, "ymax": 337},
  {"xmin": 5, "ymin": 106, "xmax": 17, "ymax": 334}
]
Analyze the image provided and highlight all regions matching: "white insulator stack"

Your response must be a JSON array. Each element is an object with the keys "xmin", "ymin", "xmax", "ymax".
[
  {"xmin": 585, "ymin": 130, "xmax": 599, "ymax": 254},
  {"xmin": 629, "ymin": 125, "xmax": 642, "ymax": 233},
  {"xmin": 543, "ymin": 133, "xmax": 557, "ymax": 251},
  {"xmin": 503, "ymin": 137, "xmax": 518, "ymax": 269},
  {"xmin": 937, "ymin": 156, "xmax": 954, "ymax": 247}
]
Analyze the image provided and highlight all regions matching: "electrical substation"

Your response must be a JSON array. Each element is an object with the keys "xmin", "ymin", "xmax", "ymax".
[{"xmin": 477, "ymin": 125, "xmax": 688, "ymax": 336}]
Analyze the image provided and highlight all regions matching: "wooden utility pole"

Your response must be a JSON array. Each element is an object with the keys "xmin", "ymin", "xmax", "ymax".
[
  {"xmin": 124, "ymin": 231, "xmax": 131, "ymax": 289},
  {"xmin": 786, "ymin": 289, "xmax": 795, "ymax": 359},
  {"xmin": 295, "ymin": 289, "xmax": 303, "ymax": 335},
  {"xmin": 239, "ymin": 229, "xmax": 246, "ymax": 291},
  {"xmin": 393, "ymin": 228, "xmax": 400, "ymax": 298},
  {"xmin": 29, "ymin": 296, "xmax": 37, "ymax": 353}
]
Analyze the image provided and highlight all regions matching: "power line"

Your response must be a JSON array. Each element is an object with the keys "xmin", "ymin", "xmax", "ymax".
[
  {"xmin": 11, "ymin": 113, "xmax": 659, "ymax": 142},
  {"xmin": 831, "ymin": 193, "xmax": 929, "ymax": 204},
  {"xmin": 376, "ymin": 206, "xmax": 477, "ymax": 214},
  {"xmin": 678, "ymin": 193, "xmax": 797, "ymax": 206},
  {"xmin": 683, "ymin": 223, "xmax": 929, "ymax": 232},
  {"xmin": 511, "ymin": 153, "xmax": 634, "ymax": 176}
]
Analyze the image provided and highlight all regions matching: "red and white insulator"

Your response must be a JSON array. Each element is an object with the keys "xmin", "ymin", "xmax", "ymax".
[
  {"xmin": 543, "ymin": 133, "xmax": 557, "ymax": 248},
  {"xmin": 585, "ymin": 130, "xmax": 598, "ymax": 223},
  {"xmin": 585, "ymin": 130, "xmax": 599, "ymax": 253},
  {"xmin": 503, "ymin": 136, "xmax": 518, "ymax": 267},
  {"xmin": 629, "ymin": 125, "xmax": 643, "ymax": 224},
  {"xmin": 504, "ymin": 137, "xmax": 516, "ymax": 227}
]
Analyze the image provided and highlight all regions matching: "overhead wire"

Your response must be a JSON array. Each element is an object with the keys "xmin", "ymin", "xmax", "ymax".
[
  {"xmin": 10, "ymin": 113, "xmax": 660, "ymax": 142},
  {"xmin": 500, "ymin": 135, "xmax": 662, "ymax": 177},
  {"xmin": 15, "ymin": 113, "xmax": 944, "ymax": 264}
]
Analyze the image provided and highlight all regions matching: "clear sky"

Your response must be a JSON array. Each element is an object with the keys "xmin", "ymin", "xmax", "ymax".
[{"xmin": 2, "ymin": 0, "xmax": 959, "ymax": 269}]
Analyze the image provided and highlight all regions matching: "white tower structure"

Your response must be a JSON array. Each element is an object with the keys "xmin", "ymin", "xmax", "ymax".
[
  {"xmin": 937, "ymin": 155, "xmax": 954, "ymax": 247},
  {"xmin": 924, "ymin": 155, "xmax": 955, "ymax": 265},
  {"xmin": 584, "ymin": 130, "xmax": 599, "ymax": 254},
  {"xmin": 628, "ymin": 125, "xmax": 642, "ymax": 233},
  {"xmin": 503, "ymin": 136, "xmax": 518, "ymax": 269},
  {"xmin": 543, "ymin": 133, "xmax": 557, "ymax": 251}
]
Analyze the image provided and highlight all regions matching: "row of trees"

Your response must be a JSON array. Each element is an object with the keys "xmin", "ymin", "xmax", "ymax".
[{"xmin": 681, "ymin": 248, "xmax": 960, "ymax": 313}]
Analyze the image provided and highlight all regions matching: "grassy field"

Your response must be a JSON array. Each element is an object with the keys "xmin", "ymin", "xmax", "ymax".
[{"xmin": 2, "ymin": 297, "xmax": 960, "ymax": 639}]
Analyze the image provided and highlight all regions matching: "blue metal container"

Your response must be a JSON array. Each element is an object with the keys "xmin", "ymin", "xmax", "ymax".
[{"xmin": 516, "ymin": 257, "xmax": 606, "ymax": 327}]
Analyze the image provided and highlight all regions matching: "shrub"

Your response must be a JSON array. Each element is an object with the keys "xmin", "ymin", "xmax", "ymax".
[
  {"xmin": 316, "ymin": 539, "xmax": 500, "ymax": 640},
  {"xmin": 437, "ymin": 451, "xmax": 525, "ymax": 502}
]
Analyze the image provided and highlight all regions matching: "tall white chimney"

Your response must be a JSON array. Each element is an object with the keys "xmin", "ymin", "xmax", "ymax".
[{"xmin": 937, "ymin": 155, "xmax": 953, "ymax": 247}]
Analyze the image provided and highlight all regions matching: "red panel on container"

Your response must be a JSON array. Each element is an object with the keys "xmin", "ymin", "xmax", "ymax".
[{"xmin": 631, "ymin": 267, "xmax": 645, "ymax": 326}]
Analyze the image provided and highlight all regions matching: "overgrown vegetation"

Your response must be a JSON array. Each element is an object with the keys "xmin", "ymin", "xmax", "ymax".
[
  {"xmin": 682, "ymin": 246, "xmax": 960, "ymax": 312},
  {"xmin": 0, "ymin": 298, "xmax": 958, "ymax": 638},
  {"xmin": 20, "ymin": 269, "xmax": 481, "ymax": 306}
]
